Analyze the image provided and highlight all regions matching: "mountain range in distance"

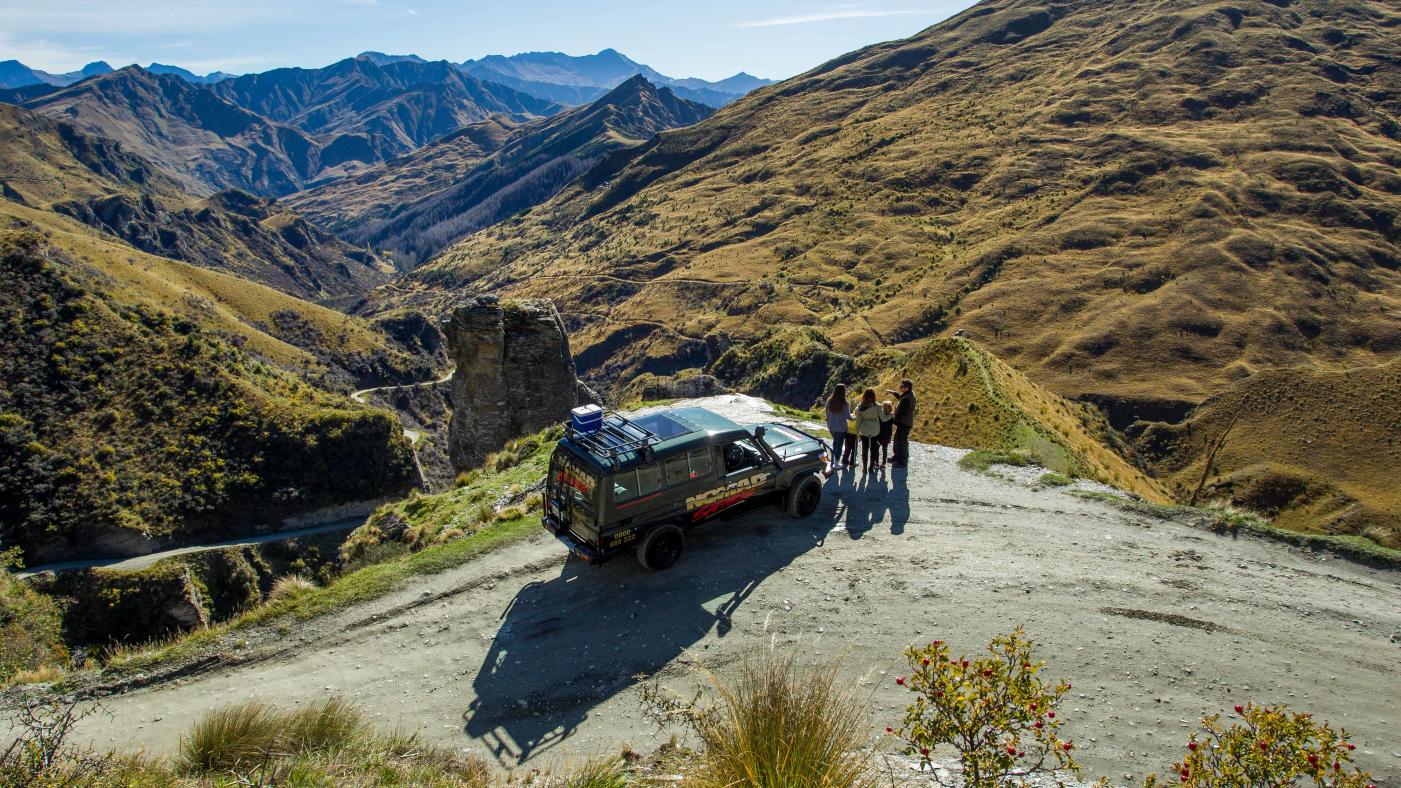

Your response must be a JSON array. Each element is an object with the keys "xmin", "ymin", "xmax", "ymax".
[
  {"xmin": 0, "ymin": 48, "xmax": 772, "ymax": 109},
  {"xmin": 1, "ymin": 49, "xmax": 772, "ymax": 198},
  {"xmin": 285, "ymin": 75, "xmax": 715, "ymax": 268},
  {"xmin": 0, "ymin": 59, "xmax": 234, "ymax": 89}
]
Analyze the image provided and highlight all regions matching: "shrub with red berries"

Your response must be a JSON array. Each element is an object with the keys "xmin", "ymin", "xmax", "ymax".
[
  {"xmin": 891, "ymin": 627, "xmax": 1079, "ymax": 786},
  {"xmin": 1145, "ymin": 703, "xmax": 1374, "ymax": 788}
]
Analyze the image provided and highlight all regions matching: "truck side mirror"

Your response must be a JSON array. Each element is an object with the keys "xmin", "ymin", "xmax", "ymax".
[{"xmin": 753, "ymin": 425, "xmax": 766, "ymax": 439}]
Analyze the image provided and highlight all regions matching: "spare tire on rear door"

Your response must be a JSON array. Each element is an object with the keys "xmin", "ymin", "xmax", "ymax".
[
  {"xmin": 637, "ymin": 523, "xmax": 685, "ymax": 571},
  {"xmin": 785, "ymin": 473, "xmax": 822, "ymax": 518}
]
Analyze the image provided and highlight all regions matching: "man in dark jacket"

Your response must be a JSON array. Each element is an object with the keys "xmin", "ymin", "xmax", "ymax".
[{"xmin": 886, "ymin": 379, "xmax": 916, "ymax": 467}]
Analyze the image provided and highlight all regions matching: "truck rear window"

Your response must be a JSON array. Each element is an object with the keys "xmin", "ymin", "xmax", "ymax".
[{"xmin": 550, "ymin": 450, "xmax": 598, "ymax": 512}]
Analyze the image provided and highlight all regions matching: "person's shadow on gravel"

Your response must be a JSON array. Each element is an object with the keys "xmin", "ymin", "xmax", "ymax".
[
  {"xmin": 889, "ymin": 467, "xmax": 911, "ymax": 535},
  {"xmin": 461, "ymin": 496, "xmax": 831, "ymax": 765},
  {"xmin": 837, "ymin": 471, "xmax": 889, "ymax": 540}
]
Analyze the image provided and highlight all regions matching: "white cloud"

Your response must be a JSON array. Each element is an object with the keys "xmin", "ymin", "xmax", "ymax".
[
  {"xmin": 0, "ymin": 32, "xmax": 131, "ymax": 72},
  {"xmin": 0, "ymin": 1, "xmax": 295, "ymax": 36},
  {"xmin": 736, "ymin": 8, "xmax": 916, "ymax": 28}
]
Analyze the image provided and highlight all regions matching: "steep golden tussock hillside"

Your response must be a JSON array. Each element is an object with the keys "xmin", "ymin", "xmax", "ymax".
[
  {"xmin": 403, "ymin": 0, "xmax": 1400, "ymax": 413},
  {"xmin": 1136, "ymin": 360, "xmax": 1401, "ymax": 547},
  {"xmin": 888, "ymin": 338, "xmax": 1168, "ymax": 501}
]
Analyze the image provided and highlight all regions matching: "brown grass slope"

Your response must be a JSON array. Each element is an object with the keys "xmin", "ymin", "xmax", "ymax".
[
  {"xmin": 0, "ymin": 201, "xmax": 435, "ymax": 390},
  {"xmin": 0, "ymin": 229, "xmax": 419, "ymax": 561},
  {"xmin": 283, "ymin": 115, "xmax": 521, "ymax": 236},
  {"xmin": 410, "ymin": 0, "xmax": 1401, "ymax": 411},
  {"xmin": 0, "ymin": 102, "xmax": 393, "ymax": 302},
  {"xmin": 889, "ymin": 338, "xmax": 1167, "ymax": 501},
  {"xmin": 1134, "ymin": 360, "xmax": 1400, "ymax": 548}
]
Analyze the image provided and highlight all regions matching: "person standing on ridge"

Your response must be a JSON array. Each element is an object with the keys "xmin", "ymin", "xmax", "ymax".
[
  {"xmin": 887, "ymin": 379, "xmax": 916, "ymax": 468},
  {"xmin": 855, "ymin": 387, "xmax": 883, "ymax": 474},
  {"xmin": 824, "ymin": 384, "xmax": 852, "ymax": 476},
  {"xmin": 876, "ymin": 399, "xmax": 895, "ymax": 470}
]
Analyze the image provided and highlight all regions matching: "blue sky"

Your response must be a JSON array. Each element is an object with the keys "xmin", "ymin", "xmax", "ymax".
[{"xmin": 0, "ymin": 0, "xmax": 977, "ymax": 81}]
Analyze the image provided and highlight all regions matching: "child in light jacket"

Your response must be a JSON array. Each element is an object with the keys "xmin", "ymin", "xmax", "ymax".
[{"xmin": 877, "ymin": 400, "xmax": 895, "ymax": 470}]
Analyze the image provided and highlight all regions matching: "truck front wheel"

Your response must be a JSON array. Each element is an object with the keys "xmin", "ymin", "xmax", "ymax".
[
  {"xmin": 637, "ymin": 524, "xmax": 685, "ymax": 571},
  {"xmin": 786, "ymin": 473, "xmax": 822, "ymax": 518}
]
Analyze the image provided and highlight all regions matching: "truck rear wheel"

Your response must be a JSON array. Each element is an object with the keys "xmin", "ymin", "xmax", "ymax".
[
  {"xmin": 637, "ymin": 524, "xmax": 685, "ymax": 571},
  {"xmin": 786, "ymin": 473, "xmax": 822, "ymax": 518}
]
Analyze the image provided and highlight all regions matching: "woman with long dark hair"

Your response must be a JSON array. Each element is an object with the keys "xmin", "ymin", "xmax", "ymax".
[{"xmin": 824, "ymin": 384, "xmax": 852, "ymax": 473}]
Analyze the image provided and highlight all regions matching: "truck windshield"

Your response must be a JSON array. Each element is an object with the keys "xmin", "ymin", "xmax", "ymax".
[{"xmin": 759, "ymin": 424, "xmax": 823, "ymax": 460}]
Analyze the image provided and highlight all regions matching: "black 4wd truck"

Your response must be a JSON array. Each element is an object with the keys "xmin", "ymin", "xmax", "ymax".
[{"xmin": 543, "ymin": 406, "xmax": 829, "ymax": 570}]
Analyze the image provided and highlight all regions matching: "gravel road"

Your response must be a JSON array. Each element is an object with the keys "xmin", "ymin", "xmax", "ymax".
[
  {"xmin": 69, "ymin": 396, "xmax": 1401, "ymax": 783},
  {"xmin": 16, "ymin": 520, "xmax": 367, "ymax": 578}
]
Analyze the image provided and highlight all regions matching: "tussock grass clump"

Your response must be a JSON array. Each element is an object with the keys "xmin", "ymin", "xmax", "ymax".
[
  {"xmin": 1039, "ymin": 471, "xmax": 1074, "ymax": 487},
  {"xmin": 486, "ymin": 432, "xmax": 552, "ymax": 473},
  {"xmin": 473, "ymin": 500, "xmax": 496, "ymax": 524},
  {"xmin": 647, "ymin": 648, "xmax": 877, "ymax": 788},
  {"xmin": 267, "ymin": 573, "xmax": 317, "ymax": 601},
  {"xmin": 181, "ymin": 697, "xmax": 366, "ymax": 774},
  {"xmin": 495, "ymin": 504, "xmax": 528, "ymax": 522},
  {"xmin": 7, "ymin": 664, "xmax": 65, "ymax": 686},
  {"xmin": 180, "ymin": 701, "xmax": 284, "ymax": 773},
  {"xmin": 281, "ymin": 696, "xmax": 365, "ymax": 753},
  {"xmin": 549, "ymin": 755, "xmax": 630, "ymax": 787},
  {"xmin": 150, "ymin": 697, "xmax": 496, "ymax": 784}
]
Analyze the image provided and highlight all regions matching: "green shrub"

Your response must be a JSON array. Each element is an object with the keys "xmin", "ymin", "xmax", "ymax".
[
  {"xmin": 893, "ymin": 628, "xmax": 1080, "ymax": 785},
  {"xmin": 1039, "ymin": 471, "xmax": 1074, "ymax": 487},
  {"xmin": 0, "ymin": 557, "xmax": 67, "ymax": 683},
  {"xmin": 1147, "ymin": 703, "xmax": 1374, "ymax": 787}
]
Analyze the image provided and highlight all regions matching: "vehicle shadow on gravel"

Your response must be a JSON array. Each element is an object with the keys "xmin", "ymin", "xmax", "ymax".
[{"xmin": 461, "ymin": 499, "xmax": 837, "ymax": 765}]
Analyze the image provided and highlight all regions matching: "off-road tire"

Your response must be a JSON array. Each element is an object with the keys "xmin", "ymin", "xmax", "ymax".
[
  {"xmin": 786, "ymin": 473, "xmax": 822, "ymax": 518},
  {"xmin": 637, "ymin": 524, "xmax": 685, "ymax": 571}
]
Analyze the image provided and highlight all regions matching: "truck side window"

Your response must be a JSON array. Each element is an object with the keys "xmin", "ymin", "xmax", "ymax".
[
  {"xmin": 688, "ymin": 448, "xmax": 713, "ymax": 479},
  {"xmin": 637, "ymin": 463, "xmax": 664, "ymax": 496},
  {"xmin": 663, "ymin": 455, "xmax": 690, "ymax": 486},
  {"xmin": 723, "ymin": 440, "xmax": 760, "ymax": 475},
  {"xmin": 613, "ymin": 469, "xmax": 639, "ymax": 503}
]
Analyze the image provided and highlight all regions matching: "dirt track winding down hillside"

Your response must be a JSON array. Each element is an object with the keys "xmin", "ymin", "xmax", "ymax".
[{"xmin": 68, "ymin": 396, "xmax": 1401, "ymax": 783}]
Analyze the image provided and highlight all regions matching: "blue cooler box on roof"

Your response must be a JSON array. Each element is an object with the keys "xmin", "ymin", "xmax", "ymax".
[{"xmin": 570, "ymin": 404, "xmax": 604, "ymax": 434}]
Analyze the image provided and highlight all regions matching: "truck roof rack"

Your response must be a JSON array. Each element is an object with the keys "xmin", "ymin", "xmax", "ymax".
[{"xmin": 566, "ymin": 411, "xmax": 662, "ymax": 468}]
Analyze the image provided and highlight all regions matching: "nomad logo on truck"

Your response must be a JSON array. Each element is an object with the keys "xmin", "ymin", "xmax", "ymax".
[
  {"xmin": 555, "ymin": 456, "xmax": 596, "ymax": 495},
  {"xmin": 686, "ymin": 472, "xmax": 771, "ymax": 520}
]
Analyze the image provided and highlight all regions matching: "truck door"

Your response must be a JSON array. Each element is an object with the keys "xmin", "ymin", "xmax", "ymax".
[
  {"xmin": 547, "ymin": 449, "xmax": 600, "ymax": 543},
  {"xmin": 685, "ymin": 440, "xmax": 773, "ymax": 522}
]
